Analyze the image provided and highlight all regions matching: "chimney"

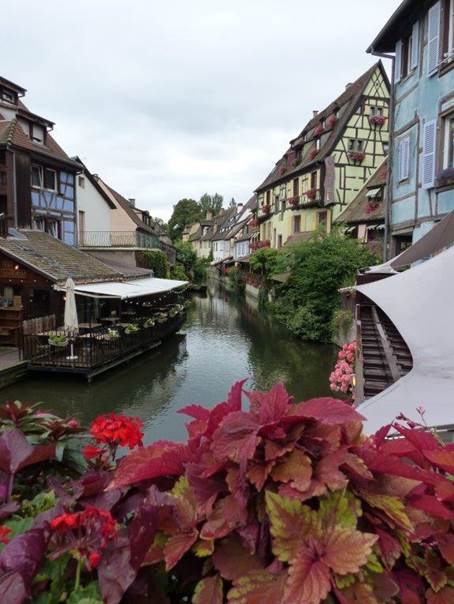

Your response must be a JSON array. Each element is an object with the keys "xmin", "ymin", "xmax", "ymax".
[
  {"xmin": 313, "ymin": 110, "xmax": 319, "ymax": 118},
  {"xmin": 128, "ymin": 198, "xmax": 136, "ymax": 207},
  {"xmin": 237, "ymin": 203, "xmax": 243, "ymax": 213}
]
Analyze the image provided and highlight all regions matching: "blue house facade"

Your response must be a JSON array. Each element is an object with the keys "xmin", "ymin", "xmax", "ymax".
[{"xmin": 369, "ymin": 0, "xmax": 454, "ymax": 255}]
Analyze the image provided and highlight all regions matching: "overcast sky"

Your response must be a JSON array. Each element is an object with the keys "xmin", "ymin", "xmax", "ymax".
[{"xmin": 2, "ymin": 0, "xmax": 397, "ymax": 220}]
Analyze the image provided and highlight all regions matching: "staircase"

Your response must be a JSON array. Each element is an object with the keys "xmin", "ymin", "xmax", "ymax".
[{"xmin": 358, "ymin": 304, "xmax": 412, "ymax": 400}]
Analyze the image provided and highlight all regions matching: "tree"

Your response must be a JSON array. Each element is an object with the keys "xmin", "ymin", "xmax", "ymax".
[
  {"xmin": 168, "ymin": 199, "xmax": 201, "ymax": 241},
  {"xmin": 229, "ymin": 197, "xmax": 236, "ymax": 208},
  {"xmin": 199, "ymin": 193, "xmax": 223, "ymax": 217}
]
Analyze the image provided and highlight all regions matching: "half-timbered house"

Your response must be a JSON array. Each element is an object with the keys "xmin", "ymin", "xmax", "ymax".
[
  {"xmin": 0, "ymin": 76, "xmax": 80, "ymax": 244},
  {"xmin": 255, "ymin": 62, "xmax": 390, "ymax": 248}
]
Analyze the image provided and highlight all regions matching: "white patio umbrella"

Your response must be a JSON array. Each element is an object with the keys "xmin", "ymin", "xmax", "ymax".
[{"xmin": 63, "ymin": 277, "xmax": 79, "ymax": 360}]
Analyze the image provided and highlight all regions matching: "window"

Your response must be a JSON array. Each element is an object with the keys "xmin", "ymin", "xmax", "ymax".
[
  {"xmin": 315, "ymin": 138, "xmax": 320, "ymax": 151},
  {"xmin": 310, "ymin": 171, "xmax": 317, "ymax": 190},
  {"xmin": 317, "ymin": 211, "xmax": 328, "ymax": 232},
  {"xmin": 398, "ymin": 136, "xmax": 410, "ymax": 181},
  {"xmin": 78, "ymin": 210, "xmax": 85, "ymax": 243},
  {"xmin": 31, "ymin": 165, "xmax": 42, "ymax": 188},
  {"xmin": 293, "ymin": 178, "xmax": 299, "ymax": 197},
  {"xmin": 43, "ymin": 168, "xmax": 56, "ymax": 190},
  {"xmin": 293, "ymin": 215, "xmax": 301, "ymax": 233},
  {"xmin": 1, "ymin": 89, "xmax": 16, "ymax": 104},
  {"xmin": 443, "ymin": 0, "xmax": 454, "ymax": 61},
  {"xmin": 401, "ymin": 34, "xmax": 412, "ymax": 79},
  {"xmin": 78, "ymin": 176, "xmax": 85, "ymax": 188},
  {"xmin": 370, "ymin": 106, "xmax": 384, "ymax": 117},
  {"xmin": 349, "ymin": 139, "xmax": 363, "ymax": 152},
  {"xmin": 428, "ymin": 2, "xmax": 441, "ymax": 76},
  {"xmin": 30, "ymin": 123, "xmax": 45, "ymax": 144},
  {"xmin": 0, "ymin": 172, "xmax": 6, "ymax": 186},
  {"xmin": 266, "ymin": 191, "xmax": 271, "ymax": 205},
  {"xmin": 278, "ymin": 234, "xmax": 283, "ymax": 248},
  {"xmin": 422, "ymin": 120, "xmax": 437, "ymax": 189},
  {"xmin": 444, "ymin": 114, "xmax": 454, "ymax": 168}
]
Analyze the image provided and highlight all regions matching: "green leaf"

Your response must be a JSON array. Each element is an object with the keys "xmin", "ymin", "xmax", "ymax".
[
  {"xmin": 318, "ymin": 491, "xmax": 362, "ymax": 530},
  {"xmin": 67, "ymin": 582, "xmax": 103, "ymax": 604}
]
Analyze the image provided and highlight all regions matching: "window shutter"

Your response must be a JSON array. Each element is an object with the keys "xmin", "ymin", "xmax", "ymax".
[
  {"xmin": 395, "ymin": 40, "xmax": 402, "ymax": 83},
  {"xmin": 398, "ymin": 137, "xmax": 410, "ymax": 181},
  {"xmin": 411, "ymin": 21, "xmax": 420, "ymax": 70},
  {"xmin": 422, "ymin": 120, "xmax": 437, "ymax": 189},
  {"xmin": 427, "ymin": 1, "xmax": 441, "ymax": 76}
]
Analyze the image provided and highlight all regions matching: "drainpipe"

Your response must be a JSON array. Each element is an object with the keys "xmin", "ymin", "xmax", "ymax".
[
  {"xmin": 11, "ymin": 147, "xmax": 18, "ymax": 229},
  {"xmin": 369, "ymin": 51, "xmax": 395, "ymax": 261}
]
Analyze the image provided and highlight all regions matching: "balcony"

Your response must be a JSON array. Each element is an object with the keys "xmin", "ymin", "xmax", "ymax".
[{"xmin": 80, "ymin": 231, "xmax": 160, "ymax": 249}]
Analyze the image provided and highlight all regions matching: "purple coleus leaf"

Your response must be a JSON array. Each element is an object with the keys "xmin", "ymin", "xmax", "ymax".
[
  {"xmin": 98, "ymin": 534, "xmax": 137, "ymax": 604},
  {"xmin": 0, "ymin": 571, "xmax": 28, "ymax": 604},
  {"xmin": 0, "ymin": 528, "xmax": 47, "ymax": 585},
  {"xmin": 0, "ymin": 429, "xmax": 33, "ymax": 476}
]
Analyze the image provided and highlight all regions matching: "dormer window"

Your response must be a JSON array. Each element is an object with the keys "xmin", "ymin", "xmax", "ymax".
[
  {"xmin": 349, "ymin": 139, "xmax": 363, "ymax": 152},
  {"xmin": 1, "ymin": 89, "xmax": 16, "ymax": 104},
  {"xmin": 30, "ymin": 123, "xmax": 45, "ymax": 144}
]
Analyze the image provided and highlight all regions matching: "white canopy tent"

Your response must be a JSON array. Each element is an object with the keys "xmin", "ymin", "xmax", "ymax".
[
  {"xmin": 356, "ymin": 245, "xmax": 454, "ymax": 434},
  {"xmin": 55, "ymin": 277, "xmax": 188, "ymax": 299}
]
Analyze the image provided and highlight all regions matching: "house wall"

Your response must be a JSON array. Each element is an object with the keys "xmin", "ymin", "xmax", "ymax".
[
  {"xmin": 391, "ymin": 1, "xmax": 454, "ymax": 248},
  {"xmin": 76, "ymin": 175, "xmax": 112, "ymax": 239}
]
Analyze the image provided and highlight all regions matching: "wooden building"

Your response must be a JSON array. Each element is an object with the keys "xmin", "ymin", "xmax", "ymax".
[{"xmin": 254, "ymin": 62, "xmax": 390, "ymax": 248}]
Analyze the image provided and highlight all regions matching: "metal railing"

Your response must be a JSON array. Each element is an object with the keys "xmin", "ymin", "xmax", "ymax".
[
  {"xmin": 80, "ymin": 231, "xmax": 160, "ymax": 249},
  {"xmin": 23, "ymin": 309, "xmax": 186, "ymax": 372}
]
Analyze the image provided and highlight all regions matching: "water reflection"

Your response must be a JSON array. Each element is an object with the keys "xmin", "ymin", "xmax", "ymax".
[{"xmin": 1, "ymin": 289, "xmax": 338, "ymax": 444}]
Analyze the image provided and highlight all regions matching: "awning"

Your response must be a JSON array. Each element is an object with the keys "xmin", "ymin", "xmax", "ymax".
[
  {"xmin": 55, "ymin": 277, "xmax": 188, "ymax": 299},
  {"xmin": 356, "ymin": 245, "xmax": 454, "ymax": 433}
]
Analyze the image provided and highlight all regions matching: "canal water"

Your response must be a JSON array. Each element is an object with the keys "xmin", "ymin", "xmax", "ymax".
[{"xmin": 0, "ymin": 288, "xmax": 338, "ymax": 444}]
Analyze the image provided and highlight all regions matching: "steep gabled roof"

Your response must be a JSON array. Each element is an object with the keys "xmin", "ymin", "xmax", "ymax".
[
  {"xmin": 0, "ymin": 230, "xmax": 127, "ymax": 284},
  {"xmin": 95, "ymin": 177, "xmax": 158, "ymax": 236},
  {"xmin": 256, "ymin": 62, "xmax": 388, "ymax": 192},
  {"xmin": 336, "ymin": 159, "xmax": 387, "ymax": 225},
  {"xmin": 0, "ymin": 117, "xmax": 80, "ymax": 168}
]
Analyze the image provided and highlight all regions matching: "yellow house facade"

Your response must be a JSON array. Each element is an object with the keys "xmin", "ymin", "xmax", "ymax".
[{"xmin": 255, "ymin": 62, "xmax": 390, "ymax": 248}]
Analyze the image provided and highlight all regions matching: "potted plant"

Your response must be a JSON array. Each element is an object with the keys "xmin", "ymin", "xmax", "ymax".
[
  {"xmin": 369, "ymin": 114, "xmax": 386, "ymax": 127},
  {"xmin": 261, "ymin": 204, "xmax": 271, "ymax": 216},
  {"xmin": 124, "ymin": 323, "xmax": 140, "ymax": 335},
  {"xmin": 308, "ymin": 148, "xmax": 318, "ymax": 161},
  {"xmin": 105, "ymin": 328, "xmax": 120, "ymax": 341},
  {"xmin": 48, "ymin": 333, "xmax": 69, "ymax": 347},
  {"xmin": 288, "ymin": 196, "xmax": 299, "ymax": 208},
  {"xmin": 306, "ymin": 188, "xmax": 318, "ymax": 201},
  {"xmin": 348, "ymin": 150, "xmax": 366, "ymax": 163},
  {"xmin": 157, "ymin": 312, "xmax": 168, "ymax": 324},
  {"xmin": 278, "ymin": 164, "xmax": 287, "ymax": 176},
  {"xmin": 314, "ymin": 124, "xmax": 324, "ymax": 136},
  {"xmin": 144, "ymin": 318, "xmax": 156, "ymax": 329},
  {"xmin": 327, "ymin": 114, "xmax": 338, "ymax": 128}
]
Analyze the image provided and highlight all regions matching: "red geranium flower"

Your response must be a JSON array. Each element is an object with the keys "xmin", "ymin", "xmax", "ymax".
[
  {"xmin": 90, "ymin": 413, "xmax": 143, "ymax": 450},
  {"xmin": 83, "ymin": 444, "xmax": 103, "ymax": 460},
  {"xmin": 0, "ymin": 526, "xmax": 12, "ymax": 544},
  {"xmin": 49, "ymin": 507, "xmax": 117, "ymax": 571}
]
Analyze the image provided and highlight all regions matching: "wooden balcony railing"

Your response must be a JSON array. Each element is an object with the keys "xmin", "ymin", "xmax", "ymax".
[{"xmin": 80, "ymin": 231, "xmax": 160, "ymax": 249}]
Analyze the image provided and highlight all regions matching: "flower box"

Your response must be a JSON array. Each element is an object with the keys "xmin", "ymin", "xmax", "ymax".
[
  {"xmin": 105, "ymin": 328, "xmax": 120, "ymax": 341},
  {"xmin": 308, "ymin": 149, "xmax": 318, "ymax": 161},
  {"xmin": 348, "ymin": 151, "xmax": 365, "ymax": 163},
  {"xmin": 157, "ymin": 312, "xmax": 168, "ymax": 324},
  {"xmin": 278, "ymin": 165, "xmax": 287, "ymax": 176},
  {"xmin": 327, "ymin": 114, "xmax": 338, "ymax": 128},
  {"xmin": 365, "ymin": 200, "xmax": 380, "ymax": 216},
  {"xmin": 261, "ymin": 204, "xmax": 271, "ymax": 216},
  {"xmin": 48, "ymin": 334, "xmax": 69, "ymax": 347},
  {"xmin": 288, "ymin": 196, "xmax": 299, "ymax": 208},
  {"xmin": 306, "ymin": 188, "xmax": 318, "ymax": 201},
  {"xmin": 144, "ymin": 318, "xmax": 156, "ymax": 329},
  {"xmin": 124, "ymin": 323, "xmax": 140, "ymax": 335},
  {"xmin": 369, "ymin": 115, "xmax": 386, "ymax": 127},
  {"xmin": 314, "ymin": 125, "xmax": 324, "ymax": 137}
]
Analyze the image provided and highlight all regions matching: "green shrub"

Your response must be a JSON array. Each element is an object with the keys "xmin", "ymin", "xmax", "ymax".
[
  {"xmin": 331, "ymin": 308, "xmax": 354, "ymax": 334},
  {"xmin": 227, "ymin": 266, "xmax": 245, "ymax": 293},
  {"xmin": 171, "ymin": 262, "xmax": 188, "ymax": 281},
  {"xmin": 138, "ymin": 249, "xmax": 169, "ymax": 278}
]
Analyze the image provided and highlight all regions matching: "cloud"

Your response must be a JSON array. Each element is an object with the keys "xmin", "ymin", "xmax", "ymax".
[{"xmin": 1, "ymin": 0, "xmax": 397, "ymax": 219}]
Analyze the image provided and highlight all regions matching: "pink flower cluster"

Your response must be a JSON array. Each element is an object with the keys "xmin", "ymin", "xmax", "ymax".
[{"xmin": 330, "ymin": 341, "xmax": 356, "ymax": 395}]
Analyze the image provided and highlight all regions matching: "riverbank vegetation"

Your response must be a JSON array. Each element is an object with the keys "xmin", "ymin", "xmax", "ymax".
[
  {"xmin": 173, "ymin": 241, "xmax": 209, "ymax": 284},
  {"xmin": 1, "ymin": 387, "xmax": 453, "ymax": 603},
  {"xmin": 249, "ymin": 232, "xmax": 377, "ymax": 343}
]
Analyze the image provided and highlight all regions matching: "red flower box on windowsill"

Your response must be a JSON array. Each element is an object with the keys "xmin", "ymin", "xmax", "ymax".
[
  {"xmin": 278, "ymin": 165, "xmax": 287, "ymax": 176},
  {"xmin": 327, "ymin": 114, "xmax": 338, "ymax": 128},
  {"xmin": 288, "ymin": 196, "xmax": 299, "ymax": 208},
  {"xmin": 308, "ymin": 149, "xmax": 318, "ymax": 161},
  {"xmin": 369, "ymin": 115, "xmax": 386, "ymax": 127},
  {"xmin": 261, "ymin": 204, "xmax": 271, "ymax": 216},
  {"xmin": 348, "ymin": 151, "xmax": 365, "ymax": 163},
  {"xmin": 306, "ymin": 188, "xmax": 318, "ymax": 201},
  {"xmin": 314, "ymin": 125, "xmax": 324, "ymax": 137}
]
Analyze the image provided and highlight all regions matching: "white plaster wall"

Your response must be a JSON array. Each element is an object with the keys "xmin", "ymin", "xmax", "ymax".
[{"xmin": 76, "ymin": 176, "xmax": 112, "ymax": 233}]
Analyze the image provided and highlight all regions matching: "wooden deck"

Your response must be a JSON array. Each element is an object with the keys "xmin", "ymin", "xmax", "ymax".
[
  {"xmin": 0, "ymin": 347, "xmax": 21, "ymax": 371},
  {"xmin": 25, "ymin": 311, "xmax": 186, "ymax": 382}
]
